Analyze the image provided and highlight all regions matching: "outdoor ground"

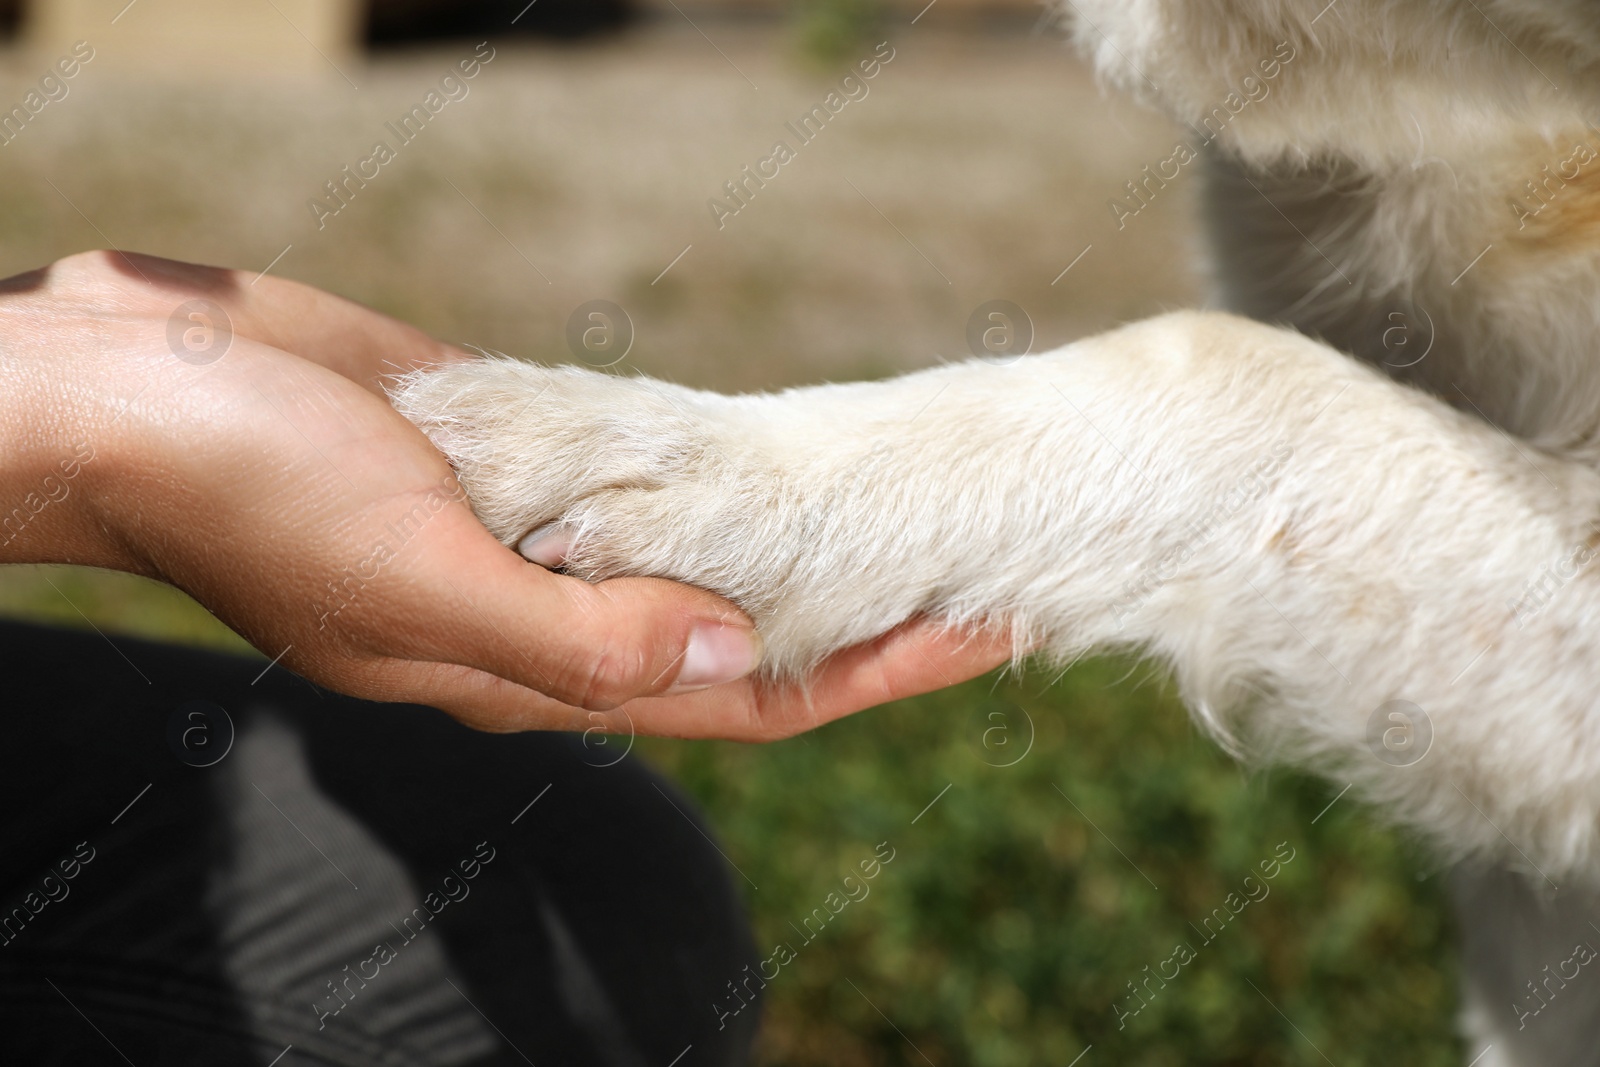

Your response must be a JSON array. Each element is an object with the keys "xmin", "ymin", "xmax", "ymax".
[{"xmin": 0, "ymin": 16, "xmax": 1460, "ymax": 1065}]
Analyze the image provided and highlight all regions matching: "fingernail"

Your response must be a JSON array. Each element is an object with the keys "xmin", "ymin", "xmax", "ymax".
[
  {"xmin": 673, "ymin": 622, "xmax": 763, "ymax": 691},
  {"xmin": 518, "ymin": 523, "xmax": 574, "ymax": 569}
]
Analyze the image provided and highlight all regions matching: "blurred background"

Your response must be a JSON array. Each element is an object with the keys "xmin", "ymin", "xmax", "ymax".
[{"xmin": 0, "ymin": 1, "xmax": 1459, "ymax": 1063}]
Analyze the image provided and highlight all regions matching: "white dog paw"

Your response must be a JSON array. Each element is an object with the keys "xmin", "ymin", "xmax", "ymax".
[
  {"xmin": 392, "ymin": 358, "xmax": 717, "ymax": 549},
  {"xmin": 392, "ymin": 358, "xmax": 896, "ymax": 674}
]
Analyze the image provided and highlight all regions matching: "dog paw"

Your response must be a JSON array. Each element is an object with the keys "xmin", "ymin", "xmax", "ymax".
[
  {"xmin": 392, "ymin": 359, "xmax": 717, "ymax": 547},
  {"xmin": 391, "ymin": 358, "xmax": 900, "ymax": 674}
]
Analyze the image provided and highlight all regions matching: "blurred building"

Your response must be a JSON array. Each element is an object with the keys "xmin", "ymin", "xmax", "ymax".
[
  {"xmin": 24, "ymin": 0, "xmax": 357, "ymax": 65},
  {"xmin": 11, "ymin": 0, "xmax": 1039, "ymax": 70},
  {"xmin": 17, "ymin": 0, "xmax": 359, "ymax": 72}
]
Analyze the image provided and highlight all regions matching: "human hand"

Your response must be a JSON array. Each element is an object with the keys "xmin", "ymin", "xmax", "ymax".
[{"xmin": 0, "ymin": 251, "xmax": 1011, "ymax": 738}]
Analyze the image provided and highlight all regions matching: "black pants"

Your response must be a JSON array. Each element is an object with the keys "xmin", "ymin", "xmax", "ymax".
[{"xmin": 0, "ymin": 621, "xmax": 760, "ymax": 1066}]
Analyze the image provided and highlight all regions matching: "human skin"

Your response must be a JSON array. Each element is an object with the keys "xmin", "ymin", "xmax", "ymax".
[{"xmin": 0, "ymin": 251, "xmax": 1010, "ymax": 738}]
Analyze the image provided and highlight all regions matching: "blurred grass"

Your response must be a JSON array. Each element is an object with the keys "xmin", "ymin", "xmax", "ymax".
[
  {"xmin": 643, "ymin": 663, "xmax": 1460, "ymax": 1066},
  {"xmin": 0, "ymin": 566, "xmax": 254, "ymax": 654},
  {"xmin": 0, "ymin": 23, "xmax": 1461, "ymax": 1065}
]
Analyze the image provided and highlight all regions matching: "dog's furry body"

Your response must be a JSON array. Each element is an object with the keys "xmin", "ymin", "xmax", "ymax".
[{"xmin": 393, "ymin": 3, "xmax": 1600, "ymax": 1060}]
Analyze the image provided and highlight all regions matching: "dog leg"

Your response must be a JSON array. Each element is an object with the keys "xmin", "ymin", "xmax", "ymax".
[
  {"xmin": 393, "ymin": 310, "xmax": 1600, "ymax": 883},
  {"xmin": 1452, "ymin": 864, "xmax": 1600, "ymax": 1067}
]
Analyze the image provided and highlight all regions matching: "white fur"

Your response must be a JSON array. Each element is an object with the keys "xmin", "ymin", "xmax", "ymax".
[{"xmin": 392, "ymin": 3, "xmax": 1600, "ymax": 1061}]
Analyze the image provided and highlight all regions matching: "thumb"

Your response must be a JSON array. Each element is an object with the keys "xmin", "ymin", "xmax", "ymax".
[{"xmin": 425, "ymin": 551, "xmax": 765, "ymax": 710}]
